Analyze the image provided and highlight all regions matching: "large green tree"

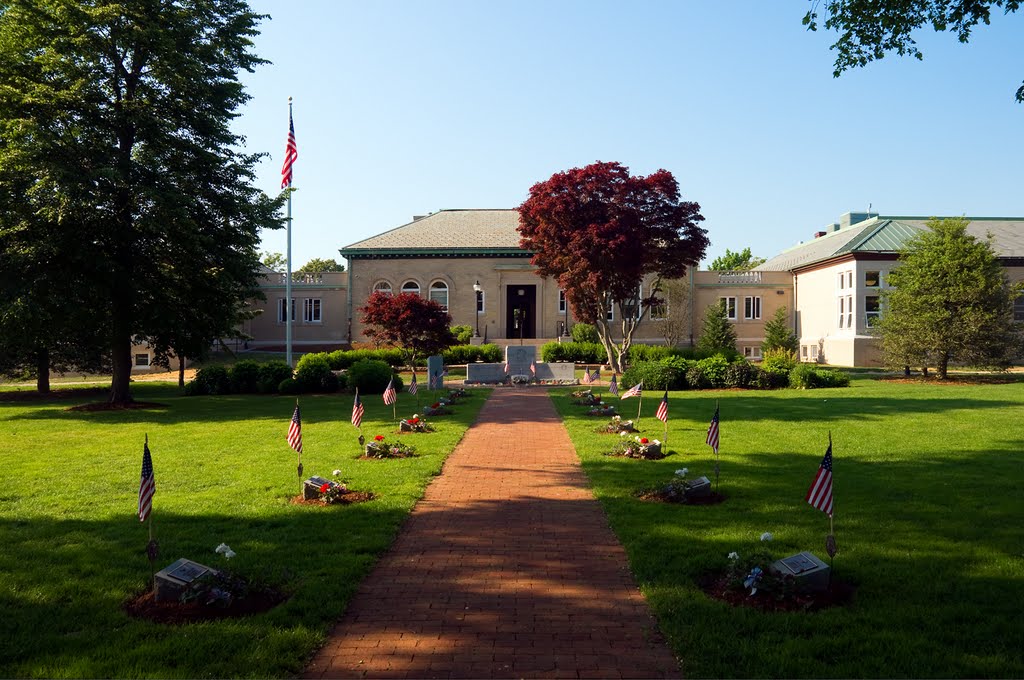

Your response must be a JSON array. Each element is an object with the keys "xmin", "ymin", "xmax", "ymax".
[
  {"xmin": 708, "ymin": 247, "xmax": 765, "ymax": 271},
  {"xmin": 762, "ymin": 306, "xmax": 798, "ymax": 354},
  {"xmin": 518, "ymin": 161, "xmax": 708, "ymax": 373},
  {"xmin": 296, "ymin": 257, "xmax": 345, "ymax": 275},
  {"xmin": 0, "ymin": 0, "xmax": 283, "ymax": 403},
  {"xmin": 804, "ymin": 0, "xmax": 1023, "ymax": 103},
  {"xmin": 879, "ymin": 217, "xmax": 1022, "ymax": 378},
  {"xmin": 697, "ymin": 300, "xmax": 737, "ymax": 355}
]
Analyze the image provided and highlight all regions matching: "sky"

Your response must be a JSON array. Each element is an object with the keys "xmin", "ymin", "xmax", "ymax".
[{"xmin": 236, "ymin": 0, "xmax": 1023, "ymax": 269}]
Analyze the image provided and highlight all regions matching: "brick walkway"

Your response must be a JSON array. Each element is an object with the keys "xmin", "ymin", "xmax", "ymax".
[{"xmin": 304, "ymin": 389, "xmax": 680, "ymax": 679}]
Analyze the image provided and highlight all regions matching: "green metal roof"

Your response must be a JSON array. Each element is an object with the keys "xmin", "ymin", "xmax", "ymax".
[{"xmin": 835, "ymin": 220, "xmax": 926, "ymax": 254}]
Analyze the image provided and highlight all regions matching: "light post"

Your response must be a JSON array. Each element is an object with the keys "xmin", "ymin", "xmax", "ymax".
[{"xmin": 472, "ymin": 280, "xmax": 482, "ymax": 337}]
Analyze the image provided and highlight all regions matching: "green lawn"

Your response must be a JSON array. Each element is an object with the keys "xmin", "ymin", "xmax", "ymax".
[
  {"xmin": 0, "ymin": 383, "xmax": 487, "ymax": 678},
  {"xmin": 553, "ymin": 376, "xmax": 1024, "ymax": 678}
]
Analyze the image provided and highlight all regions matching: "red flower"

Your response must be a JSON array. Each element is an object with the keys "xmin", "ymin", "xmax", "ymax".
[
  {"xmin": 319, "ymin": 483, "xmax": 330, "ymax": 493},
  {"xmin": 431, "ymin": 402, "xmax": 440, "ymax": 409},
  {"xmin": 374, "ymin": 435, "xmax": 385, "ymax": 441},
  {"xmin": 640, "ymin": 437, "xmax": 649, "ymax": 444},
  {"xmin": 411, "ymin": 417, "xmax": 419, "ymax": 424}
]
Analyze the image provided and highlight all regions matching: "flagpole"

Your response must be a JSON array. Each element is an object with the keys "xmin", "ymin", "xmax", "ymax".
[
  {"xmin": 145, "ymin": 433, "xmax": 157, "ymax": 592},
  {"xmin": 285, "ymin": 96, "xmax": 294, "ymax": 369},
  {"xmin": 636, "ymin": 386, "xmax": 643, "ymax": 423}
]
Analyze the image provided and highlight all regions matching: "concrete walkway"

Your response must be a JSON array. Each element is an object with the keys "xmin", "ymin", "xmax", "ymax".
[{"xmin": 304, "ymin": 389, "xmax": 680, "ymax": 679}]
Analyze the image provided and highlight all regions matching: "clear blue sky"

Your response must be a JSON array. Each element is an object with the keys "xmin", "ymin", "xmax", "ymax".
[{"xmin": 236, "ymin": 0, "xmax": 1023, "ymax": 269}]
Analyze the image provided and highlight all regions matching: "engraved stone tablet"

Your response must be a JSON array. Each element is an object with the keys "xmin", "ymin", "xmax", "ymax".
[
  {"xmin": 505, "ymin": 346, "xmax": 536, "ymax": 376},
  {"xmin": 770, "ymin": 551, "xmax": 830, "ymax": 592},
  {"xmin": 303, "ymin": 476, "xmax": 335, "ymax": 500},
  {"xmin": 154, "ymin": 558, "xmax": 217, "ymax": 602},
  {"xmin": 426, "ymin": 355, "xmax": 445, "ymax": 389},
  {"xmin": 685, "ymin": 475, "xmax": 712, "ymax": 498}
]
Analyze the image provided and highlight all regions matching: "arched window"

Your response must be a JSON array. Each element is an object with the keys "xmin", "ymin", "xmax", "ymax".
[
  {"xmin": 373, "ymin": 281, "xmax": 393, "ymax": 296},
  {"xmin": 401, "ymin": 280, "xmax": 420, "ymax": 296},
  {"xmin": 429, "ymin": 281, "xmax": 449, "ymax": 310}
]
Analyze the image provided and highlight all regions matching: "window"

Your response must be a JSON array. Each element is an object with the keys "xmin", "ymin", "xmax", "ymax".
[
  {"xmin": 865, "ymin": 271, "xmax": 880, "ymax": 287},
  {"xmin": 401, "ymin": 280, "xmax": 420, "ymax": 295},
  {"xmin": 1015, "ymin": 295, "xmax": 1024, "ymax": 322},
  {"xmin": 477, "ymin": 290, "xmax": 485, "ymax": 313},
  {"xmin": 839, "ymin": 270, "xmax": 853, "ymax": 290},
  {"xmin": 838, "ymin": 296, "xmax": 845, "ymax": 329},
  {"xmin": 277, "ymin": 298, "xmax": 296, "ymax": 322},
  {"xmin": 373, "ymin": 281, "xmax": 393, "ymax": 296},
  {"xmin": 429, "ymin": 281, "xmax": 448, "ymax": 310},
  {"xmin": 720, "ymin": 296, "xmax": 737, "ymax": 320},
  {"xmin": 650, "ymin": 286, "xmax": 667, "ymax": 320},
  {"xmin": 134, "ymin": 353, "xmax": 150, "ymax": 368},
  {"xmin": 743, "ymin": 346, "xmax": 762, "ymax": 359},
  {"xmin": 810, "ymin": 345, "xmax": 819, "ymax": 360},
  {"xmin": 606, "ymin": 298, "xmax": 614, "ymax": 321},
  {"xmin": 865, "ymin": 295, "xmax": 881, "ymax": 327},
  {"xmin": 303, "ymin": 298, "xmax": 322, "ymax": 323},
  {"xmin": 801, "ymin": 345, "xmax": 808, "ymax": 359},
  {"xmin": 558, "ymin": 289, "xmax": 567, "ymax": 314},
  {"xmin": 743, "ymin": 296, "xmax": 761, "ymax": 320},
  {"xmin": 845, "ymin": 295, "xmax": 852, "ymax": 329},
  {"xmin": 621, "ymin": 285, "xmax": 643, "ymax": 321}
]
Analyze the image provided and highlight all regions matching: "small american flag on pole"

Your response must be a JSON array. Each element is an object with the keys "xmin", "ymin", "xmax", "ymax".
[
  {"xmin": 705, "ymin": 403, "xmax": 720, "ymax": 454},
  {"xmin": 408, "ymin": 372, "xmax": 418, "ymax": 395},
  {"xmin": 655, "ymin": 390, "xmax": 669, "ymax": 423},
  {"xmin": 351, "ymin": 389, "xmax": 364, "ymax": 428},
  {"xmin": 382, "ymin": 377, "xmax": 397, "ymax": 405},
  {"xmin": 608, "ymin": 374, "xmax": 618, "ymax": 396},
  {"xmin": 503, "ymin": 360, "xmax": 510, "ymax": 375},
  {"xmin": 806, "ymin": 434, "xmax": 834, "ymax": 516},
  {"xmin": 287, "ymin": 402, "xmax": 302, "ymax": 453},
  {"xmin": 581, "ymin": 369, "xmax": 591, "ymax": 385},
  {"xmin": 281, "ymin": 106, "xmax": 297, "ymax": 189},
  {"xmin": 530, "ymin": 360, "xmax": 536, "ymax": 376},
  {"xmin": 590, "ymin": 368, "xmax": 600, "ymax": 383},
  {"xmin": 138, "ymin": 436, "xmax": 155, "ymax": 522},
  {"xmin": 620, "ymin": 381, "xmax": 642, "ymax": 400}
]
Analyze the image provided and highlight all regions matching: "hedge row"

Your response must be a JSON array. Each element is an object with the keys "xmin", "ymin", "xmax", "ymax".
[
  {"xmin": 540, "ymin": 341, "xmax": 742, "ymax": 365},
  {"xmin": 620, "ymin": 356, "xmax": 850, "ymax": 391},
  {"xmin": 185, "ymin": 357, "xmax": 408, "ymax": 396},
  {"xmin": 316, "ymin": 344, "xmax": 504, "ymax": 369}
]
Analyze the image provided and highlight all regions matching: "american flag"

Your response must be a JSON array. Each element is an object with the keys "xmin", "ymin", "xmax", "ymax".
[
  {"xmin": 383, "ymin": 377, "xmax": 397, "ymax": 405},
  {"xmin": 503, "ymin": 360, "xmax": 510, "ymax": 375},
  {"xmin": 705, "ymin": 404, "xmax": 719, "ymax": 454},
  {"xmin": 806, "ymin": 435, "xmax": 834, "ymax": 516},
  {"xmin": 408, "ymin": 372, "xmax": 418, "ymax": 395},
  {"xmin": 590, "ymin": 368, "xmax": 600, "ymax": 383},
  {"xmin": 581, "ymin": 368, "xmax": 592, "ymax": 385},
  {"xmin": 530, "ymin": 361, "xmax": 536, "ymax": 376},
  {"xmin": 280, "ymin": 108, "xmax": 297, "ymax": 189},
  {"xmin": 620, "ymin": 381, "xmax": 642, "ymax": 400},
  {"xmin": 655, "ymin": 390, "xmax": 669, "ymax": 423},
  {"xmin": 287, "ymin": 402, "xmax": 302, "ymax": 453},
  {"xmin": 138, "ymin": 437, "xmax": 155, "ymax": 522},
  {"xmin": 351, "ymin": 389, "xmax": 364, "ymax": 428},
  {"xmin": 608, "ymin": 374, "xmax": 618, "ymax": 396}
]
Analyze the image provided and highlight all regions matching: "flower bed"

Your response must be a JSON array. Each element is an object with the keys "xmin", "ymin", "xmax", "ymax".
[
  {"xmin": 421, "ymin": 402, "xmax": 453, "ymax": 416},
  {"xmin": 636, "ymin": 468, "xmax": 725, "ymax": 505},
  {"xmin": 361, "ymin": 435, "xmax": 418, "ymax": 459},
  {"xmin": 571, "ymin": 390, "xmax": 603, "ymax": 406},
  {"xmin": 586, "ymin": 405, "xmax": 618, "ymax": 417},
  {"xmin": 599, "ymin": 416, "xmax": 636, "ymax": 434},
  {"xmin": 605, "ymin": 434, "xmax": 664, "ymax": 459},
  {"xmin": 399, "ymin": 415, "xmax": 435, "ymax": 433}
]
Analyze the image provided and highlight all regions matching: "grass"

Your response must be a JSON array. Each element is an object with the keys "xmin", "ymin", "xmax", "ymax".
[
  {"xmin": 551, "ymin": 375, "xmax": 1024, "ymax": 678},
  {"xmin": 0, "ymin": 382, "xmax": 488, "ymax": 678}
]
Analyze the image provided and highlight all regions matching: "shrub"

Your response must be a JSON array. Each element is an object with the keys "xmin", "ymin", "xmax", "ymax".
[
  {"xmin": 278, "ymin": 377, "xmax": 300, "ymax": 395},
  {"xmin": 450, "ymin": 325, "xmax": 474, "ymax": 344},
  {"xmin": 762, "ymin": 347, "xmax": 798, "ymax": 373},
  {"xmin": 696, "ymin": 355, "xmax": 730, "ymax": 387},
  {"xmin": 541, "ymin": 342, "xmax": 565, "ymax": 363},
  {"xmin": 627, "ymin": 344, "xmax": 672, "ymax": 363},
  {"xmin": 754, "ymin": 365, "xmax": 790, "ymax": 389},
  {"xmin": 817, "ymin": 369, "xmax": 850, "ymax": 388},
  {"xmin": 227, "ymin": 360, "xmax": 262, "ymax": 394},
  {"xmin": 685, "ymin": 364, "xmax": 711, "ymax": 390},
  {"xmin": 347, "ymin": 359, "xmax": 403, "ymax": 394},
  {"xmin": 661, "ymin": 356, "xmax": 693, "ymax": 389},
  {"xmin": 187, "ymin": 365, "xmax": 231, "ymax": 395},
  {"xmin": 790, "ymin": 365, "xmax": 850, "ymax": 389},
  {"xmin": 442, "ymin": 344, "xmax": 503, "ymax": 365},
  {"xmin": 258, "ymin": 361, "xmax": 293, "ymax": 393},
  {"xmin": 571, "ymin": 323, "xmax": 599, "ymax": 344},
  {"xmin": 621, "ymin": 361, "xmax": 682, "ymax": 391},
  {"xmin": 556, "ymin": 342, "xmax": 605, "ymax": 364},
  {"xmin": 724, "ymin": 360, "xmax": 756, "ymax": 388},
  {"xmin": 295, "ymin": 354, "xmax": 337, "ymax": 393}
]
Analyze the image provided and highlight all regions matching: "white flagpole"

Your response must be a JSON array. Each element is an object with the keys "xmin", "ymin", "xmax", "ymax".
[{"xmin": 285, "ymin": 96, "xmax": 294, "ymax": 368}]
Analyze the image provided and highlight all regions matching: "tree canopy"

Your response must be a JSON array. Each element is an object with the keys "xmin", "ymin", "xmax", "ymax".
[
  {"xmin": 360, "ymin": 291, "xmax": 456, "ymax": 364},
  {"xmin": 517, "ymin": 161, "xmax": 708, "ymax": 372},
  {"xmin": 879, "ymin": 217, "xmax": 1022, "ymax": 378},
  {"xmin": 761, "ymin": 306, "xmax": 798, "ymax": 354},
  {"xmin": 296, "ymin": 258, "xmax": 345, "ymax": 274},
  {"xmin": 0, "ymin": 0, "xmax": 283, "ymax": 403},
  {"xmin": 804, "ymin": 0, "xmax": 1023, "ymax": 103},
  {"xmin": 708, "ymin": 247, "xmax": 766, "ymax": 271}
]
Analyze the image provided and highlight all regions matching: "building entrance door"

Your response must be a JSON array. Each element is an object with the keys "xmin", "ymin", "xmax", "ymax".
[{"xmin": 505, "ymin": 285, "xmax": 537, "ymax": 339}]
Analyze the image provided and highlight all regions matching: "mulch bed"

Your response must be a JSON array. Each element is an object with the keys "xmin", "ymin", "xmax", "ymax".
[
  {"xmin": 604, "ymin": 451, "xmax": 667, "ymax": 460},
  {"xmin": 68, "ymin": 401, "xmax": 167, "ymax": 412},
  {"xmin": 699, "ymin": 571, "xmax": 856, "ymax": 613},
  {"xmin": 123, "ymin": 587, "xmax": 287, "ymax": 625},
  {"xmin": 289, "ymin": 491, "xmax": 375, "ymax": 505},
  {"xmin": 636, "ymin": 489, "xmax": 727, "ymax": 505}
]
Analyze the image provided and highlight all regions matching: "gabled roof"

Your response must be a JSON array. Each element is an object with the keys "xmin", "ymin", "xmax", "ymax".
[
  {"xmin": 340, "ymin": 209, "xmax": 526, "ymax": 257},
  {"xmin": 757, "ymin": 215, "xmax": 1024, "ymax": 272}
]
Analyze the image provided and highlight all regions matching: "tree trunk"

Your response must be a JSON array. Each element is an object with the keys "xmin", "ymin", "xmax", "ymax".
[
  {"xmin": 35, "ymin": 348, "xmax": 50, "ymax": 394},
  {"xmin": 938, "ymin": 355, "xmax": 949, "ymax": 380},
  {"xmin": 109, "ymin": 333, "xmax": 134, "ymax": 405},
  {"xmin": 178, "ymin": 357, "xmax": 186, "ymax": 388}
]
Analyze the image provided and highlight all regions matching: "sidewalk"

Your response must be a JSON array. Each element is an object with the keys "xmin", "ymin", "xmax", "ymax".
[{"xmin": 304, "ymin": 388, "xmax": 680, "ymax": 679}]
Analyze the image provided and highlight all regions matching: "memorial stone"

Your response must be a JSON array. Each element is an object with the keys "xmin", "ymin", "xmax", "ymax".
[
  {"xmin": 426, "ymin": 355, "xmax": 445, "ymax": 389},
  {"xmin": 303, "ymin": 475, "xmax": 336, "ymax": 500},
  {"xmin": 154, "ymin": 558, "xmax": 217, "ymax": 602},
  {"xmin": 505, "ymin": 345, "xmax": 536, "ymax": 376},
  {"xmin": 465, "ymin": 363, "xmax": 507, "ymax": 383},
  {"xmin": 685, "ymin": 475, "xmax": 712, "ymax": 499},
  {"xmin": 770, "ymin": 551, "xmax": 831, "ymax": 592}
]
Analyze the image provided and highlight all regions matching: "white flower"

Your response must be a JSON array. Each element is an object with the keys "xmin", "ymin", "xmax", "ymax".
[
  {"xmin": 620, "ymin": 431, "xmax": 628, "ymax": 437},
  {"xmin": 760, "ymin": 532, "xmax": 773, "ymax": 542},
  {"xmin": 215, "ymin": 543, "xmax": 230, "ymax": 555},
  {"xmin": 675, "ymin": 468, "xmax": 688, "ymax": 477},
  {"xmin": 332, "ymin": 469, "xmax": 342, "ymax": 476},
  {"xmin": 728, "ymin": 551, "xmax": 739, "ymax": 560},
  {"xmin": 653, "ymin": 439, "xmax": 661, "ymax": 446},
  {"xmin": 224, "ymin": 549, "xmax": 236, "ymax": 559},
  {"xmin": 412, "ymin": 414, "xmax": 419, "ymax": 419}
]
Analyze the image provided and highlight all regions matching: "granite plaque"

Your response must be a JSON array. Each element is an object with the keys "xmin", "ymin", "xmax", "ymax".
[
  {"xmin": 154, "ymin": 558, "xmax": 216, "ymax": 602},
  {"xmin": 771, "ymin": 551, "xmax": 830, "ymax": 592},
  {"xmin": 465, "ymin": 363, "xmax": 507, "ymax": 383},
  {"xmin": 685, "ymin": 475, "xmax": 712, "ymax": 498},
  {"xmin": 426, "ymin": 355, "xmax": 445, "ymax": 389},
  {"xmin": 303, "ymin": 475, "xmax": 335, "ymax": 500},
  {"xmin": 504, "ymin": 346, "xmax": 537, "ymax": 376}
]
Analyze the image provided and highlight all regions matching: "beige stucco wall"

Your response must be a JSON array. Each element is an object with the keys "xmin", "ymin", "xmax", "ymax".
[
  {"xmin": 692, "ymin": 271, "xmax": 793, "ymax": 356},
  {"xmin": 245, "ymin": 271, "xmax": 348, "ymax": 347}
]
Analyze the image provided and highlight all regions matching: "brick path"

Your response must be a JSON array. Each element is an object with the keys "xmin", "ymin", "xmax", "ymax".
[{"xmin": 304, "ymin": 388, "xmax": 680, "ymax": 679}]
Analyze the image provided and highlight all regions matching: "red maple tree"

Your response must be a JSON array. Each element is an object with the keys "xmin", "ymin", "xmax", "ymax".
[
  {"xmin": 518, "ymin": 161, "xmax": 708, "ymax": 372},
  {"xmin": 359, "ymin": 292, "xmax": 456, "ymax": 365}
]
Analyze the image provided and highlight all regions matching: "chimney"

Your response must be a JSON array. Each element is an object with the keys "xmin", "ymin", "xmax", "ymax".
[
  {"xmin": 412, "ymin": 215, "xmax": 427, "ymax": 221},
  {"xmin": 814, "ymin": 231, "xmax": 827, "ymax": 239}
]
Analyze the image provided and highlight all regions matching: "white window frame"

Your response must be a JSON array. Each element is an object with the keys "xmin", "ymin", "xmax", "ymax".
[
  {"xmin": 865, "ymin": 270, "xmax": 881, "ymax": 288},
  {"xmin": 303, "ymin": 298, "xmax": 322, "ymax": 323},
  {"xmin": 838, "ymin": 296, "xmax": 845, "ymax": 329},
  {"xmin": 865, "ymin": 294, "xmax": 881, "ymax": 327},
  {"xmin": 1015, "ymin": 295, "xmax": 1024, "ymax": 322},
  {"xmin": 606, "ymin": 298, "xmax": 614, "ymax": 321},
  {"xmin": 720, "ymin": 296, "xmax": 737, "ymax": 321},
  {"xmin": 477, "ymin": 289, "xmax": 485, "ymax": 313},
  {"xmin": 743, "ymin": 296, "xmax": 761, "ymax": 320},
  {"xmin": 743, "ymin": 346, "xmax": 762, "ymax": 359},
  {"xmin": 846, "ymin": 295, "xmax": 853, "ymax": 330},
  {"xmin": 810, "ymin": 344, "xmax": 819, "ymax": 360},
  {"xmin": 428, "ymin": 281, "xmax": 449, "ymax": 310},
  {"xmin": 621, "ymin": 285, "xmax": 643, "ymax": 321},
  {"xmin": 801, "ymin": 345, "xmax": 808, "ymax": 359},
  {"xmin": 134, "ymin": 353, "xmax": 150, "ymax": 368},
  {"xmin": 373, "ymin": 280, "xmax": 393, "ymax": 296},
  {"xmin": 650, "ymin": 285, "xmax": 667, "ymax": 320},
  {"xmin": 401, "ymin": 280, "xmax": 420, "ymax": 296},
  {"xmin": 558, "ymin": 289, "xmax": 567, "ymax": 314},
  {"xmin": 278, "ymin": 297, "xmax": 296, "ymax": 323}
]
